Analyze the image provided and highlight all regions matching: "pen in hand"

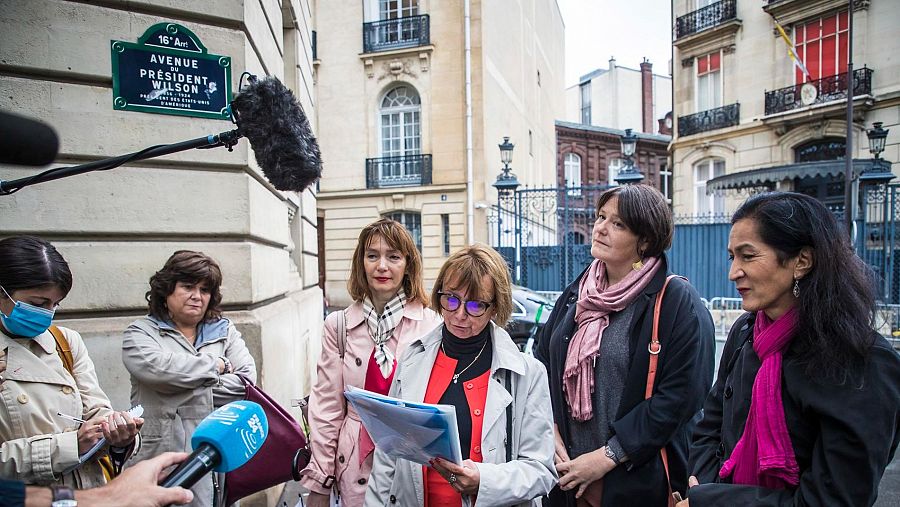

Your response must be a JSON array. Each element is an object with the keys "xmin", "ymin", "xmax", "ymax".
[{"xmin": 56, "ymin": 412, "xmax": 87, "ymax": 425}]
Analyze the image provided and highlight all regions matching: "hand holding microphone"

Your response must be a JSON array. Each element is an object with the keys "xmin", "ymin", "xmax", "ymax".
[{"xmin": 159, "ymin": 400, "xmax": 269, "ymax": 490}]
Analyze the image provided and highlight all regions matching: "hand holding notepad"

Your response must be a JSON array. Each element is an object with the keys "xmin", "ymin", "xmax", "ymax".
[{"xmin": 344, "ymin": 386, "xmax": 462, "ymax": 466}]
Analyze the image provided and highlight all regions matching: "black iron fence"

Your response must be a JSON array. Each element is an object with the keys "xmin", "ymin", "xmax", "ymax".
[
  {"xmin": 678, "ymin": 103, "xmax": 740, "ymax": 137},
  {"xmin": 365, "ymin": 154, "xmax": 432, "ymax": 189},
  {"xmin": 363, "ymin": 15, "xmax": 430, "ymax": 53},
  {"xmin": 765, "ymin": 67, "xmax": 874, "ymax": 115},
  {"xmin": 675, "ymin": 0, "xmax": 737, "ymax": 39}
]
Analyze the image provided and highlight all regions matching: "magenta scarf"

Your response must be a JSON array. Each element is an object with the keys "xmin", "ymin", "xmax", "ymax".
[
  {"xmin": 719, "ymin": 307, "xmax": 800, "ymax": 489},
  {"xmin": 563, "ymin": 257, "xmax": 661, "ymax": 422}
]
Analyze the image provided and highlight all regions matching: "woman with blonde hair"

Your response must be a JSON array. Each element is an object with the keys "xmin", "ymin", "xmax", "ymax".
[
  {"xmin": 366, "ymin": 244, "xmax": 557, "ymax": 507},
  {"xmin": 300, "ymin": 218, "xmax": 441, "ymax": 506}
]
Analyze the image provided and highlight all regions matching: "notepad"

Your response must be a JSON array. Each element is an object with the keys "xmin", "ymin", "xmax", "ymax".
[{"xmin": 78, "ymin": 405, "xmax": 144, "ymax": 463}]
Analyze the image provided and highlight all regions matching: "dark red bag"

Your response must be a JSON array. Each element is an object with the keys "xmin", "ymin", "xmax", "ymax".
[{"xmin": 224, "ymin": 375, "xmax": 311, "ymax": 506}]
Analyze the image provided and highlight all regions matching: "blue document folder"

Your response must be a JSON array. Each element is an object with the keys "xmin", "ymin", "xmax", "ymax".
[{"xmin": 344, "ymin": 386, "xmax": 463, "ymax": 465}]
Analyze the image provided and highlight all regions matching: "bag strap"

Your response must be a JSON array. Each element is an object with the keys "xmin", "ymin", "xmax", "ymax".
[
  {"xmin": 505, "ymin": 370, "xmax": 513, "ymax": 463},
  {"xmin": 336, "ymin": 308, "xmax": 348, "ymax": 359},
  {"xmin": 49, "ymin": 325, "xmax": 75, "ymax": 375},
  {"xmin": 645, "ymin": 275, "xmax": 684, "ymax": 505}
]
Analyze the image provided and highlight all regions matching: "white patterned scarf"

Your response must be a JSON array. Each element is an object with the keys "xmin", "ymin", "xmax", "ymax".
[{"xmin": 362, "ymin": 288, "xmax": 407, "ymax": 378}]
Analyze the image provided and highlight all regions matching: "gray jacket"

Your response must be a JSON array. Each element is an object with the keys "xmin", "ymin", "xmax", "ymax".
[
  {"xmin": 365, "ymin": 323, "xmax": 557, "ymax": 507},
  {"xmin": 122, "ymin": 316, "xmax": 256, "ymax": 507}
]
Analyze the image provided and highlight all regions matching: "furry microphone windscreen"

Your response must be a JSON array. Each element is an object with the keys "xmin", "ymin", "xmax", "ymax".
[{"xmin": 230, "ymin": 77, "xmax": 322, "ymax": 192}]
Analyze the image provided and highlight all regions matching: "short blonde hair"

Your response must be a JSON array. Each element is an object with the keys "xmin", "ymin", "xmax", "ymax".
[
  {"xmin": 430, "ymin": 244, "xmax": 513, "ymax": 327},
  {"xmin": 347, "ymin": 218, "xmax": 429, "ymax": 306}
]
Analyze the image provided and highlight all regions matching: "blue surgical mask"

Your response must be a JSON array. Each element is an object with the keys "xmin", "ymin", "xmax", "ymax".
[{"xmin": 0, "ymin": 285, "xmax": 55, "ymax": 338}]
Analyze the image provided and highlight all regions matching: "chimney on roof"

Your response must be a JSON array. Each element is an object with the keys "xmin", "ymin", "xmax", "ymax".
[
  {"xmin": 640, "ymin": 58, "xmax": 653, "ymax": 134},
  {"xmin": 609, "ymin": 56, "xmax": 616, "ymax": 71}
]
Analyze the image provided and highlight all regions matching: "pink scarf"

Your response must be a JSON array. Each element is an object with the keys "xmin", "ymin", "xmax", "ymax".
[
  {"xmin": 563, "ymin": 257, "xmax": 661, "ymax": 422},
  {"xmin": 719, "ymin": 307, "xmax": 800, "ymax": 489}
]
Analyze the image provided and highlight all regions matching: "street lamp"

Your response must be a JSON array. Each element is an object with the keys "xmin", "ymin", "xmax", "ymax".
[
  {"xmin": 859, "ymin": 122, "xmax": 894, "ymax": 183},
  {"xmin": 615, "ymin": 128, "xmax": 645, "ymax": 185},
  {"xmin": 493, "ymin": 136, "xmax": 520, "ymax": 196}
]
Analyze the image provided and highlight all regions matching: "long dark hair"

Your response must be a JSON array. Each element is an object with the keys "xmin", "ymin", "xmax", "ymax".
[
  {"xmin": 732, "ymin": 192, "xmax": 875, "ymax": 381},
  {"xmin": 0, "ymin": 236, "xmax": 73, "ymax": 296},
  {"xmin": 146, "ymin": 250, "xmax": 224, "ymax": 323}
]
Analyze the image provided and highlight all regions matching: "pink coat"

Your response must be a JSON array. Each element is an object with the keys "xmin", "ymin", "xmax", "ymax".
[{"xmin": 299, "ymin": 300, "xmax": 441, "ymax": 505}]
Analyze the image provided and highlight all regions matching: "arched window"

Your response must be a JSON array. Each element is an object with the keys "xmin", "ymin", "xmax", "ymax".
[
  {"xmin": 379, "ymin": 85, "xmax": 422, "ymax": 184},
  {"xmin": 794, "ymin": 138, "xmax": 845, "ymax": 162},
  {"xmin": 694, "ymin": 158, "xmax": 725, "ymax": 215},
  {"xmin": 564, "ymin": 153, "xmax": 582, "ymax": 194}
]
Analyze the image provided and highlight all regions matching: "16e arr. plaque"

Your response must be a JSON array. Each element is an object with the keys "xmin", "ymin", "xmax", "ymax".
[{"xmin": 111, "ymin": 23, "xmax": 232, "ymax": 120}]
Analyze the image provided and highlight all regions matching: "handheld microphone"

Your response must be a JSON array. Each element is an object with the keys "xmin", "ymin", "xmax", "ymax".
[
  {"xmin": 160, "ymin": 400, "xmax": 268, "ymax": 489},
  {"xmin": 230, "ymin": 76, "xmax": 322, "ymax": 192},
  {"xmin": 0, "ymin": 110, "xmax": 60, "ymax": 166}
]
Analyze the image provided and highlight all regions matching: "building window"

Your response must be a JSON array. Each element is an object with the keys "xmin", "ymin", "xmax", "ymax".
[
  {"xmin": 564, "ymin": 153, "xmax": 582, "ymax": 194},
  {"xmin": 696, "ymin": 51, "xmax": 722, "ymax": 112},
  {"xmin": 383, "ymin": 211, "xmax": 422, "ymax": 250},
  {"xmin": 379, "ymin": 0, "xmax": 418, "ymax": 19},
  {"xmin": 795, "ymin": 10, "xmax": 848, "ymax": 83},
  {"xmin": 659, "ymin": 162, "xmax": 673, "ymax": 204},
  {"xmin": 580, "ymin": 81, "xmax": 591, "ymax": 124},
  {"xmin": 694, "ymin": 158, "xmax": 725, "ymax": 215},
  {"xmin": 441, "ymin": 214, "xmax": 450, "ymax": 256},
  {"xmin": 608, "ymin": 158, "xmax": 624, "ymax": 186},
  {"xmin": 379, "ymin": 84, "xmax": 421, "ymax": 179},
  {"xmin": 795, "ymin": 138, "xmax": 846, "ymax": 162},
  {"xmin": 528, "ymin": 130, "xmax": 533, "ymax": 156}
]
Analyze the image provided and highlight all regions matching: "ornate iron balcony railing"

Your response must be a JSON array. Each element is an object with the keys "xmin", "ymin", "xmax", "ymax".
[
  {"xmin": 366, "ymin": 154, "xmax": 432, "ymax": 189},
  {"xmin": 678, "ymin": 103, "xmax": 740, "ymax": 137},
  {"xmin": 675, "ymin": 0, "xmax": 737, "ymax": 39},
  {"xmin": 363, "ymin": 15, "xmax": 430, "ymax": 53},
  {"xmin": 765, "ymin": 67, "xmax": 874, "ymax": 115}
]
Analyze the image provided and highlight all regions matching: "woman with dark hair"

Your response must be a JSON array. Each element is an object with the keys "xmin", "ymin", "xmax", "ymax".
[
  {"xmin": 122, "ymin": 250, "xmax": 256, "ymax": 507},
  {"xmin": 536, "ymin": 184, "xmax": 715, "ymax": 506},
  {"xmin": 0, "ymin": 236, "xmax": 141, "ymax": 491},
  {"xmin": 682, "ymin": 192, "xmax": 900, "ymax": 506},
  {"xmin": 366, "ymin": 244, "xmax": 556, "ymax": 506},
  {"xmin": 300, "ymin": 218, "xmax": 441, "ymax": 507}
]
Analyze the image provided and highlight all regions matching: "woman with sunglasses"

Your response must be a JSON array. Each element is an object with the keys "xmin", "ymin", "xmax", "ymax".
[
  {"xmin": 300, "ymin": 219, "xmax": 441, "ymax": 507},
  {"xmin": 535, "ymin": 184, "xmax": 715, "ymax": 506},
  {"xmin": 366, "ymin": 244, "xmax": 557, "ymax": 507},
  {"xmin": 0, "ymin": 236, "xmax": 141, "ymax": 491}
]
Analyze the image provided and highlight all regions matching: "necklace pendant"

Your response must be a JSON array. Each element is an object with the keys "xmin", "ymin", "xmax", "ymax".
[{"xmin": 453, "ymin": 374, "xmax": 459, "ymax": 384}]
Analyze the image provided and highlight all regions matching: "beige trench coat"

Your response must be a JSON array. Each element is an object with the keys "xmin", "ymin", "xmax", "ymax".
[
  {"xmin": 122, "ymin": 316, "xmax": 256, "ymax": 507},
  {"xmin": 0, "ymin": 326, "xmax": 120, "ymax": 488}
]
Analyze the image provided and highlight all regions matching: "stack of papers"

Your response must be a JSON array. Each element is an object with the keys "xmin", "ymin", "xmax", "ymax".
[{"xmin": 344, "ymin": 386, "xmax": 462, "ymax": 465}]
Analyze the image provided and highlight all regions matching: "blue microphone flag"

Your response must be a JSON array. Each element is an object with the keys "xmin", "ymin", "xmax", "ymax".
[{"xmin": 191, "ymin": 400, "xmax": 268, "ymax": 472}]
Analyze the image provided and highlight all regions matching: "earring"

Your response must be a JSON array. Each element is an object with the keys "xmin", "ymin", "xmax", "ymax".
[
  {"xmin": 632, "ymin": 260, "xmax": 643, "ymax": 271},
  {"xmin": 792, "ymin": 279, "xmax": 800, "ymax": 298}
]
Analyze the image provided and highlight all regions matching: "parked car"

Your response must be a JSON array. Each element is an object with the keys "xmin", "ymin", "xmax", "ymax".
[{"xmin": 506, "ymin": 285, "xmax": 556, "ymax": 352}]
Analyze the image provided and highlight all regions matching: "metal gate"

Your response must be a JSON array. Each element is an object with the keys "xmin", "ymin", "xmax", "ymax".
[
  {"xmin": 858, "ymin": 183, "xmax": 900, "ymax": 303},
  {"xmin": 489, "ymin": 185, "xmax": 609, "ymax": 292}
]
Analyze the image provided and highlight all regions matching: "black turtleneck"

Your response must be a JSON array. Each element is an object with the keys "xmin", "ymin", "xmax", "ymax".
[{"xmin": 438, "ymin": 324, "xmax": 493, "ymax": 459}]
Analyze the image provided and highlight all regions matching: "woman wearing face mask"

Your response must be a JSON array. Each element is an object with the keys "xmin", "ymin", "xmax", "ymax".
[
  {"xmin": 300, "ymin": 218, "xmax": 441, "ymax": 507},
  {"xmin": 0, "ymin": 236, "xmax": 142, "ymax": 491}
]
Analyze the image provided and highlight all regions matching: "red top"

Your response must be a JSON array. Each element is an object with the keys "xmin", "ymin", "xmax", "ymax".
[{"xmin": 422, "ymin": 350, "xmax": 491, "ymax": 506}]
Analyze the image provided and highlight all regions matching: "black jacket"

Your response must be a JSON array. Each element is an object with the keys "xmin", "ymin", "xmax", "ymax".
[
  {"xmin": 689, "ymin": 312, "xmax": 900, "ymax": 506},
  {"xmin": 535, "ymin": 256, "xmax": 716, "ymax": 507}
]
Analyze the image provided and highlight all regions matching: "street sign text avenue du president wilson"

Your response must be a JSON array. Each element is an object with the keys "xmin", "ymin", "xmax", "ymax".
[{"xmin": 111, "ymin": 23, "xmax": 232, "ymax": 120}]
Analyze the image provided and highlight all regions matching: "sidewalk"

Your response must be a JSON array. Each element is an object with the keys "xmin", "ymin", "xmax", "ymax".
[{"xmin": 877, "ymin": 452, "xmax": 900, "ymax": 506}]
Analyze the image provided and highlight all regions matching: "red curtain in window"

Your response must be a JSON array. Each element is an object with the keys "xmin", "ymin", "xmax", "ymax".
[
  {"xmin": 795, "ymin": 10, "xmax": 849, "ymax": 83},
  {"xmin": 697, "ymin": 51, "xmax": 721, "ymax": 76}
]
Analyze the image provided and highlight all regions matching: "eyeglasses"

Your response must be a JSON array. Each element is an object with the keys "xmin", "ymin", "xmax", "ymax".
[{"xmin": 437, "ymin": 292, "xmax": 493, "ymax": 317}]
